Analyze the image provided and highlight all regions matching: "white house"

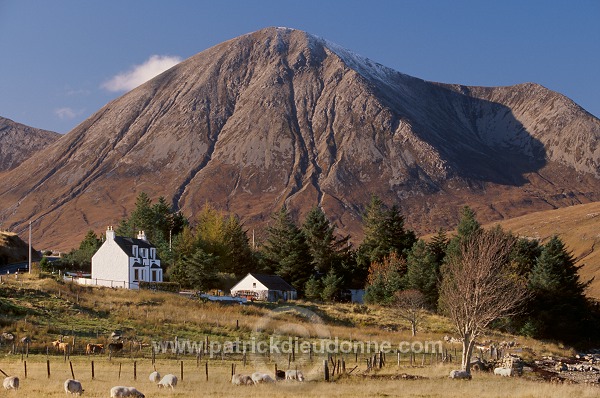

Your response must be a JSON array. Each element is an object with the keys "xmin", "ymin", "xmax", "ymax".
[
  {"xmin": 230, "ymin": 273, "xmax": 297, "ymax": 302},
  {"xmin": 83, "ymin": 226, "xmax": 163, "ymax": 289}
]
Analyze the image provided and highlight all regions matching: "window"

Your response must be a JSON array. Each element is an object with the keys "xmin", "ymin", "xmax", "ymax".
[
  {"xmin": 134, "ymin": 269, "xmax": 139, "ymax": 282},
  {"xmin": 132, "ymin": 245, "xmax": 138, "ymax": 257},
  {"xmin": 150, "ymin": 248, "xmax": 156, "ymax": 259},
  {"xmin": 152, "ymin": 270, "xmax": 157, "ymax": 282},
  {"xmin": 252, "ymin": 282, "xmax": 256, "ymax": 288}
]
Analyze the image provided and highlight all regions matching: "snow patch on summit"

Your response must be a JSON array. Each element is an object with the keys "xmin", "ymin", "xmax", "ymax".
[{"xmin": 306, "ymin": 32, "xmax": 408, "ymax": 87}]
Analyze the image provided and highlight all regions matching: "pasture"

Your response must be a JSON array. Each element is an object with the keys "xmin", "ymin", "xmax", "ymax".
[
  {"xmin": 0, "ymin": 275, "xmax": 597, "ymax": 396},
  {"xmin": 1, "ymin": 355, "xmax": 599, "ymax": 397}
]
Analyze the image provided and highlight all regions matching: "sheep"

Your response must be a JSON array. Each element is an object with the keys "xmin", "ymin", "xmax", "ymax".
[
  {"xmin": 64, "ymin": 379, "xmax": 84, "ymax": 395},
  {"xmin": 3, "ymin": 376, "xmax": 19, "ymax": 390},
  {"xmin": 157, "ymin": 374, "xmax": 177, "ymax": 389},
  {"xmin": 231, "ymin": 373, "xmax": 253, "ymax": 385},
  {"xmin": 285, "ymin": 369, "xmax": 305, "ymax": 381},
  {"xmin": 148, "ymin": 371, "xmax": 161, "ymax": 383},
  {"xmin": 109, "ymin": 386, "xmax": 145, "ymax": 397},
  {"xmin": 493, "ymin": 367, "xmax": 513, "ymax": 377},
  {"xmin": 448, "ymin": 370, "xmax": 472, "ymax": 380},
  {"xmin": 251, "ymin": 372, "xmax": 275, "ymax": 384}
]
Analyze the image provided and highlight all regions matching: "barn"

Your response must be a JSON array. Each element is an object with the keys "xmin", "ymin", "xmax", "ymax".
[{"xmin": 230, "ymin": 273, "xmax": 297, "ymax": 302}]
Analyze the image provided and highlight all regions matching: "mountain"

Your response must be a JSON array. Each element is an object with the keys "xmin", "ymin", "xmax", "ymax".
[
  {"xmin": 0, "ymin": 27, "xmax": 599, "ymax": 250},
  {"xmin": 0, "ymin": 117, "xmax": 60, "ymax": 172}
]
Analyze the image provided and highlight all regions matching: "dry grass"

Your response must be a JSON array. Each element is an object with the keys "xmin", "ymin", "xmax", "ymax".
[
  {"xmin": 0, "ymin": 275, "xmax": 571, "ymax": 361},
  {"xmin": 0, "ymin": 275, "xmax": 594, "ymax": 396},
  {"xmin": 0, "ymin": 356, "xmax": 598, "ymax": 397}
]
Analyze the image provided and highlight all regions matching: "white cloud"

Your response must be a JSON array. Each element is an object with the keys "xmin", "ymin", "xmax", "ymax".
[
  {"xmin": 101, "ymin": 55, "xmax": 182, "ymax": 92},
  {"xmin": 54, "ymin": 107, "xmax": 80, "ymax": 120}
]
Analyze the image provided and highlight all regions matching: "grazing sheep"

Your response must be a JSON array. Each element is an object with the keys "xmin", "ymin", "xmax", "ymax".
[
  {"xmin": 64, "ymin": 379, "xmax": 84, "ymax": 395},
  {"xmin": 109, "ymin": 386, "xmax": 145, "ymax": 397},
  {"xmin": 448, "ymin": 370, "xmax": 472, "ymax": 380},
  {"xmin": 285, "ymin": 369, "xmax": 305, "ymax": 381},
  {"xmin": 251, "ymin": 372, "xmax": 275, "ymax": 384},
  {"xmin": 494, "ymin": 367, "xmax": 513, "ymax": 377},
  {"xmin": 231, "ymin": 373, "xmax": 253, "ymax": 385},
  {"xmin": 148, "ymin": 371, "xmax": 161, "ymax": 383},
  {"xmin": 3, "ymin": 376, "xmax": 19, "ymax": 390},
  {"xmin": 157, "ymin": 374, "xmax": 177, "ymax": 389}
]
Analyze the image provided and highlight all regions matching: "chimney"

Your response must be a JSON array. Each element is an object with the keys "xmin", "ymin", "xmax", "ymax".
[
  {"xmin": 106, "ymin": 226, "xmax": 115, "ymax": 241},
  {"xmin": 137, "ymin": 230, "xmax": 147, "ymax": 242}
]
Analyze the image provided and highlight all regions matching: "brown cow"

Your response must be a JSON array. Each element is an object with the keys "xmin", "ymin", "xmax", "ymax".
[
  {"xmin": 108, "ymin": 342, "xmax": 124, "ymax": 354},
  {"xmin": 85, "ymin": 343, "xmax": 104, "ymax": 355},
  {"xmin": 52, "ymin": 340, "xmax": 70, "ymax": 354}
]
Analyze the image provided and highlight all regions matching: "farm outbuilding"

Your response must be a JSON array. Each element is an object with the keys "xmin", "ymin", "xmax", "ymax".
[{"xmin": 230, "ymin": 273, "xmax": 297, "ymax": 302}]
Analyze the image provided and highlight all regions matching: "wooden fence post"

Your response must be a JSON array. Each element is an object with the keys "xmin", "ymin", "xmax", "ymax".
[
  {"xmin": 24, "ymin": 361, "xmax": 27, "ymax": 379},
  {"xmin": 133, "ymin": 361, "xmax": 137, "ymax": 381},
  {"xmin": 69, "ymin": 361, "xmax": 75, "ymax": 379},
  {"xmin": 118, "ymin": 363, "xmax": 122, "ymax": 380},
  {"xmin": 91, "ymin": 361, "xmax": 95, "ymax": 380},
  {"xmin": 323, "ymin": 360, "xmax": 329, "ymax": 382},
  {"xmin": 181, "ymin": 360, "xmax": 184, "ymax": 381},
  {"xmin": 205, "ymin": 361, "xmax": 209, "ymax": 381},
  {"xmin": 47, "ymin": 360, "xmax": 51, "ymax": 378}
]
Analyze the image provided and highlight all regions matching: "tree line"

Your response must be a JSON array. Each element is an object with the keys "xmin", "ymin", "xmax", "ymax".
[{"xmin": 53, "ymin": 192, "xmax": 600, "ymax": 348}]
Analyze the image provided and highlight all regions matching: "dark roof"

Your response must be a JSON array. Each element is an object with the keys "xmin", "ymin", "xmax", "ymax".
[
  {"xmin": 250, "ymin": 273, "xmax": 296, "ymax": 291},
  {"xmin": 113, "ymin": 236, "xmax": 157, "ymax": 258}
]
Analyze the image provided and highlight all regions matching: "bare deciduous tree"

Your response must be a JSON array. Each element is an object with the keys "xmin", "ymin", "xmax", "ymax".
[
  {"xmin": 439, "ymin": 228, "xmax": 527, "ymax": 374},
  {"xmin": 394, "ymin": 289, "xmax": 427, "ymax": 336}
]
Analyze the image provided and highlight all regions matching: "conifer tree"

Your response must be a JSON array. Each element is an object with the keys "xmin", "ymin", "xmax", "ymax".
[
  {"xmin": 302, "ymin": 206, "xmax": 350, "ymax": 274},
  {"xmin": 405, "ymin": 240, "xmax": 440, "ymax": 309},
  {"xmin": 304, "ymin": 275, "xmax": 323, "ymax": 301},
  {"xmin": 527, "ymin": 236, "xmax": 591, "ymax": 341},
  {"xmin": 223, "ymin": 214, "xmax": 255, "ymax": 278},
  {"xmin": 262, "ymin": 206, "xmax": 312, "ymax": 293},
  {"xmin": 364, "ymin": 252, "xmax": 407, "ymax": 304},
  {"xmin": 357, "ymin": 195, "xmax": 416, "ymax": 281},
  {"xmin": 321, "ymin": 268, "xmax": 344, "ymax": 302},
  {"xmin": 177, "ymin": 248, "xmax": 219, "ymax": 291}
]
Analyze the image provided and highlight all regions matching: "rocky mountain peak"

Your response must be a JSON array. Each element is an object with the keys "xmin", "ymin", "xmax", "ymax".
[{"xmin": 0, "ymin": 28, "xmax": 599, "ymax": 250}]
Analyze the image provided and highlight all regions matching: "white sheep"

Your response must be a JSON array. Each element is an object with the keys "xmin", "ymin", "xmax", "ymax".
[
  {"xmin": 3, "ymin": 376, "xmax": 19, "ymax": 390},
  {"xmin": 285, "ymin": 369, "xmax": 304, "ymax": 381},
  {"xmin": 231, "ymin": 373, "xmax": 253, "ymax": 385},
  {"xmin": 494, "ymin": 367, "xmax": 513, "ymax": 377},
  {"xmin": 64, "ymin": 379, "xmax": 84, "ymax": 395},
  {"xmin": 148, "ymin": 371, "xmax": 161, "ymax": 383},
  {"xmin": 251, "ymin": 372, "xmax": 275, "ymax": 384},
  {"xmin": 157, "ymin": 374, "xmax": 177, "ymax": 389},
  {"xmin": 110, "ymin": 386, "xmax": 145, "ymax": 397},
  {"xmin": 448, "ymin": 369, "xmax": 472, "ymax": 380}
]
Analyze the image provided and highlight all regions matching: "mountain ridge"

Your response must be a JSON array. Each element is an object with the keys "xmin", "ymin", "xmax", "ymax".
[
  {"xmin": 0, "ymin": 116, "xmax": 60, "ymax": 173},
  {"xmin": 0, "ymin": 27, "xmax": 599, "ymax": 250}
]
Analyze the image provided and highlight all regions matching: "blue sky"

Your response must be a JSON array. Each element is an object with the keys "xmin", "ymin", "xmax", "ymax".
[{"xmin": 1, "ymin": 0, "xmax": 598, "ymax": 133}]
